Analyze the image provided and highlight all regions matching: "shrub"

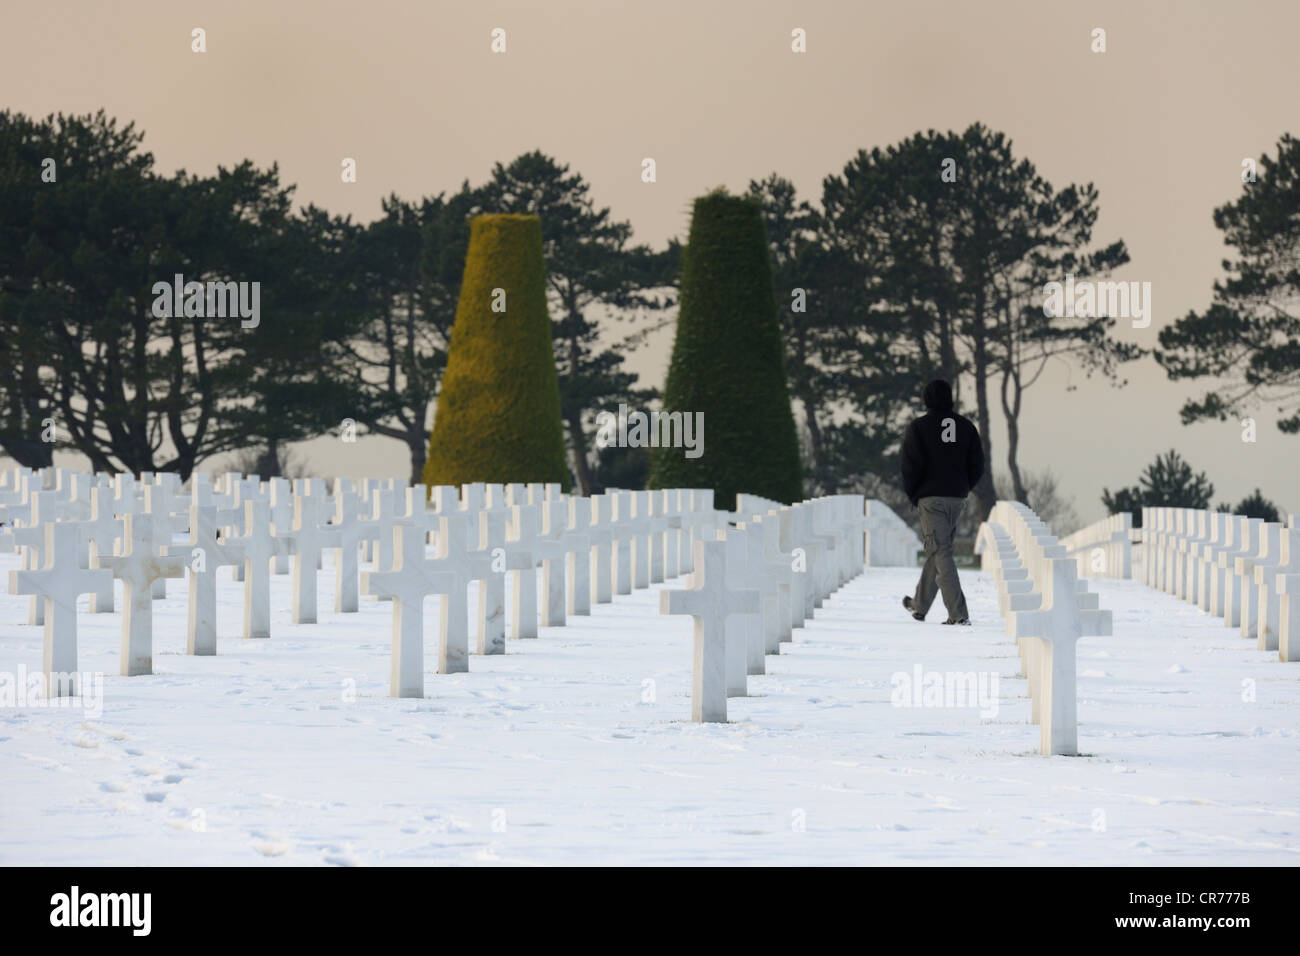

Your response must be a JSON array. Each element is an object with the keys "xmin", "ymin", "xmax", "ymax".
[
  {"xmin": 423, "ymin": 214, "xmax": 570, "ymax": 488},
  {"xmin": 648, "ymin": 192, "xmax": 803, "ymax": 510}
]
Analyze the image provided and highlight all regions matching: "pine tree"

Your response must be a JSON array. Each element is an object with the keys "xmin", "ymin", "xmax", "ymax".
[
  {"xmin": 1216, "ymin": 488, "xmax": 1281, "ymax": 523},
  {"xmin": 1156, "ymin": 133, "xmax": 1300, "ymax": 434},
  {"xmin": 1102, "ymin": 449, "xmax": 1215, "ymax": 526}
]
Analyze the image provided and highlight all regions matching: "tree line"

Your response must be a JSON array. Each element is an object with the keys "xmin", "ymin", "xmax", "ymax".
[
  {"xmin": 0, "ymin": 111, "xmax": 674, "ymax": 491},
  {"xmin": 2, "ymin": 109, "xmax": 1294, "ymax": 520}
]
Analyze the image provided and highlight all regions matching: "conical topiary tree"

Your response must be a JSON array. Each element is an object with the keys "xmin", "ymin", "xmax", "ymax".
[
  {"xmin": 422, "ymin": 213, "xmax": 570, "ymax": 489},
  {"xmin": 648, "ymin": 191, "xmax": 803, "ymax": 510}
]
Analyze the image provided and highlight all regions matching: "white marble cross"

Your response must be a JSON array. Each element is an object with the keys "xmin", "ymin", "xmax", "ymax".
[
  {"xmin": 361, "ymin": 522, "xmax": 456, "ymax": 698},
  {"xmin": 503, "ymin": 482, "xmax": 526, "ymax": 507},
  {"xmin": 331, "ymin": 484, "xmax": 376, "ymax": 613},
  {"xmin": 565, "ymin": 496, "xmax": 593, "ymax": 617},
  {"xmin": 720, "ymin": 526, "xmax": 760, "ymax": 696},
  {"xmin": 423, "ymin": 513, "xmax": 494, "ymax": 673},
  {"xmin": 459, "ymin": 482, "xmax": 487, "ymax": 518},
  {"xmin": 475, "ymin": 507, "xmax": 510, "ymax": 655},
  {"xmin": 237, "ymin": 499, "xmax": 292, "ymax": 638},
  {"xmin": 673, "ymin": 490, "xmax": 693, "ymax": 573},
  {"xmin": 284, "ymin": 494, "xmax": 340, "ymax": 624},
  {"xmin": 839, "ymin": 496, "xmax": 868, "ymax": 580},
  {"xmin": 429, "ymin": 485, "xmax": 459, "ymax": 517},
  {"xmin": 79, "ymin": 486, "xmax": 121, "ymax": 614},
  {"xmin": 658, "ymin": 489, "xmax": 680, "ymax": 580},
  {"xmin": 111, "ymin": 473, "xmax": 142, "ymax": 518},
  {"xmin": 526, "ymin": 482, "xmax": 561, "ymax": 505},
  {"xmin": 366, "ymin": 486, "xmax": 403, "ymax": 587},
  {"xmin": 736, "ymin": 520, "xmax": 780, "ymax": 667},
  {"xmin": 12, "ymin": 490, "xmax": 64, "ymax": 625},
  {"xmin": 588, "ymin": 494, "xmax": 615, "ymax": 605},
  {"xmin": 55, "ymin": 470, "xmax": 93, "ymax": 520},
  {"xmin": 166, "ymin": 503, "xmax": 246, "ymax": 655},
  {"xmin": 229, "ymin": 478, "xmax": 267, "ymax": 582},
  {"xmin": 267, "ymin": 478, "xmax": 294, "ymax": 574},
  {"xmin": 0, "ymin": 487, "xmax": 32, "ymax": 529},
  {"xmin": 777, "ymin": 508, "xmax": 807, "ymax": 629},
  {"xmin": 644, "ymin": 490, "xmax": 669, "ymax": 584},
  {"xmin": 403, "ymin": 485, "xmax": 438, "ymax": 544},
  {"xmin": 94, "ymin": 513, "xmax": 185, "ymax": 675},
  {"xmin": 190, "ymin": 472, "xmax": 234, "ymax": 521},
  {"xmin": 1220, "ymin": 517, "xmax": 1261, "ymax": 627},
  {"xmin": 1254, "ymin": 526, "xmax": 1300, "ymax": 652},
  {"xmin": 303, "ymin": 479, "xmax": 334, "ymax": 570},
  {"xmin": 1206, "ymin": 512, "xmax": 1238, "ymax": 618},
  {"xmin": 610, "ymin": 491, "xmax": 637, "ymax": 596},
  {"xmin": 754, "ymin": 512, "xmax": 794, "ymax": 652},
  {"xmin": 295, "ymin": 477, "xmax": 329, "ymax": 499},
  {"xmin": 1179, "ymin": 510, "xmax": 1211, "ymax": 603},
  {"xmin": 678, "ymin": 489, "xmax": 717, "ymax": 574},
  {"xmin": 9, "ymin": 521, "xmax": 113, "ymax": 696},
  {"xmin": 793, "ymin": 503, "xmax": 831, "ymax": 612},
  {"xmin": 534, "ymin": 499, "xmax": 571, "ymax": 627},
  {"xmin": 1195, "ymin": 511, "xmax": 1230, "ymax": 613},
  {"xmin": 1010, "ymin": 557, "xmax": 1110, "ymax": 756},
  {"xmin": 1278, "ymin": 571, "xmax": 1300, "ymax": 662},
  {"xmin": 628, "ymin": 490, "xmax": 655, "ymax": 589},
  {"xmin": 142, "ymin": 484, "xmax": 185, "ymax": 599},
  {"xmin": 1237, "ymin": 522, "xmax": 1281, "ymax": 640},
  {"xmin": 507, "ymin": 502, "xmax": 542, "ymax": 639},
  {"xmin": 659, "ymin": 538, "xmax": 760, "ymax": 722}
]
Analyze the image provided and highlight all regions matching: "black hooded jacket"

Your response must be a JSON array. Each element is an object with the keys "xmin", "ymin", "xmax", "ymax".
[{"xmin": 900, "ymin": 382, "xmax": 985, "ymax": 505}]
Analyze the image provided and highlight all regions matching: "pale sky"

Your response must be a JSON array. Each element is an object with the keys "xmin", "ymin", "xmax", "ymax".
[{"xmin": 4, "ymin": 0, "xmax": 1297, "ymax": 521}]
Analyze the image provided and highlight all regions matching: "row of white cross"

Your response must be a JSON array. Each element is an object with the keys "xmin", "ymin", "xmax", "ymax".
[
  {"xmin": 1140, "ymin": 507, "xmax": 1300, "ymax": 661},
  {"xmin": 975, "ymin": 501, "xmax": 1113, "ymax": 755},
  {"xmin": 0, "ymin": 466, "xmax": 894, "ymax": 720},
  {"xmin": 864, "ymin": 500, "xmax": 925, "ymax": 567},
  {"xmin": 662, "ymin": 493, "xmax": 870, "ymax": 721},
  {"xmin": 743, "ymin": 494, "xmax": 921, "ymax": 568},
  {"xmin": 1058, "ymin": 512, "xmax": 1133, "ymax": 580},
  {"xmin": 0, "ymin": 466, "xmax": 718, "ymax": 695}
]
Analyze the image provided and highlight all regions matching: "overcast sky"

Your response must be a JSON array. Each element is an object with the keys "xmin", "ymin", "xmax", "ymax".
[{"xmin": 4, "ymin": 0, "xmax": 1296, "ymax": 521}]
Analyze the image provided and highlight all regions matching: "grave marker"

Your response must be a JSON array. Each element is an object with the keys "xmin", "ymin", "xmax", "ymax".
[
  {"xmin": 659, "ymin": 539, "xmax": 760, "ymax": 723},
  {"xmin": 9, "ymin": 522, "xmax": 112, "ymax": 696},
  {"xmin": 94, "ymin": 514, "xmax": 185, "ymax": 675}
]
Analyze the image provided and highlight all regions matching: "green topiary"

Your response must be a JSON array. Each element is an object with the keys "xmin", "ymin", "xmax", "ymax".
[
  {"xmin": 648, "ymin": 192, "xmax": 804, "ymax": 510},
  {"xmin": 422, "ymin": 214, "xmax": 570, "ymax": 489}
]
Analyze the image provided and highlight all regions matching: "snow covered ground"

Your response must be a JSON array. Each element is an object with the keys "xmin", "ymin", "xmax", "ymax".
[{"xmin": 1, "ymin": 550, "xmax": 1296, "ymax": 866}]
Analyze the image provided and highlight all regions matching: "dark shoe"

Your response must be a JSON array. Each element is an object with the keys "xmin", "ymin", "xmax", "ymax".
[
  {"xmin": 902, "ymin": 596, "xmax": 925, "ymax": 621},
  {"xmin": 942, "ymin": 618, "xmax": 971, "ymax": 626}
]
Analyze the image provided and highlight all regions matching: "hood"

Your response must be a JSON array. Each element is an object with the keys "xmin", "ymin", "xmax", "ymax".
[{"xmin": 923, "ymin": 379, "xmax": 954, "ymax": 411}]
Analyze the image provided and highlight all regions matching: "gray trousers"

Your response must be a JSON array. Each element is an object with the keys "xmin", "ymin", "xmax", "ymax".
[{"xmin": 912, "ymin": 496, "xmax": 969, "ymax": 621}]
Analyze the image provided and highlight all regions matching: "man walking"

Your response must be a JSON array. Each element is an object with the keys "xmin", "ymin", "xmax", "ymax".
[{"xmin": 899, "ymin": 378, "xmax": 984, "ymax": 625}]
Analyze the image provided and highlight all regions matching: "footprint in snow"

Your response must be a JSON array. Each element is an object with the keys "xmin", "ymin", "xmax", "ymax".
[{"xmin": 251, "ymin": 840, "xmax": 292, "ymax": 857}]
